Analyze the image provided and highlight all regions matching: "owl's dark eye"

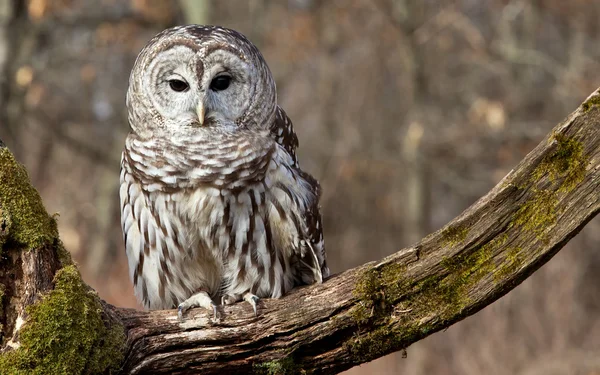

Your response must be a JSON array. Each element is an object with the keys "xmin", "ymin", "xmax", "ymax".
[
  {"xmin": 168, "ymin": 79, "xmax": 189, "ymax": 92},
  {"xmin": 210, "ymin": 75, "xmax": 231, "ymax": 91}
]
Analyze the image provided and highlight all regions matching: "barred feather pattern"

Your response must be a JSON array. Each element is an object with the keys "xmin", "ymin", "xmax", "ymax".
[{"xmin": 120, "ymin": 114, "xmax": 328, "ymax": 309}]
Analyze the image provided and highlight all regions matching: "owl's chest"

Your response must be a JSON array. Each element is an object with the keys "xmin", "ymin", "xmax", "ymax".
[
  {"xmin": 171, "ymin": 177, "xmax": 301, "ymax": 257},
  {"xmin": 172, "ymin": 184, "xmax": 270, "ymax": 256},
  {"xmin": 143, "ymin": 159, "xmax": 312, "ymax": 299}
]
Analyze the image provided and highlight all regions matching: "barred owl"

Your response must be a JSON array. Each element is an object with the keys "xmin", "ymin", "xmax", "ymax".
[{"xmin": 120, "ymin": 25, "xmax": 329, "ymax": 320}]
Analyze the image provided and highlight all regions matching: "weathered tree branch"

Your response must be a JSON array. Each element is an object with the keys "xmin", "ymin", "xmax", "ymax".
[{"xmin": 1, "ymin": 90, "xmax": 600, "ymax": 374}]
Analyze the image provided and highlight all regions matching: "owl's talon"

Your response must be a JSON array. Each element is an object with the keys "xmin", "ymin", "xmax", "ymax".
[
  {"xmin": 211, "ymin": 303, "xmax": 218, "ymax": 320},
  {"xmin": 243, "ymin": 292, "xmax": 260, "ymax": 316},
  {"xmin": 177, "ymin": 291, "xmax": 217, "ymax": 321}
]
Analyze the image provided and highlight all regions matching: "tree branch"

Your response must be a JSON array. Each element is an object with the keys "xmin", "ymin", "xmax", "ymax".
[{"xmin": 2, "ymin": 90, "xmax": 600, "ymax": 374}]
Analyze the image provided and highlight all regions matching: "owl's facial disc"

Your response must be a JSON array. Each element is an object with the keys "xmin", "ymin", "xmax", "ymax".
[
  {"xmin": 147, "ymin": 45, "xmax": 255, "ymax": 131},
  {"xmin": 128, "ymin": 26, "xmax": 278, "ymax": 137},
  {"xmin": 142, "ymin": 44, "xmax": 256, "ymax": 132}
]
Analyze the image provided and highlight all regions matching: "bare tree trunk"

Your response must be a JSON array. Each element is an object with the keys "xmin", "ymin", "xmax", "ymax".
[{"xmin": 1, "ymin": 89, "xmax": 600, "ymax": 374}]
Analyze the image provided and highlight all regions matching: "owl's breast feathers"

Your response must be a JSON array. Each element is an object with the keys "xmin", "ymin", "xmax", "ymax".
[
  {"xmin": 122, "ymin": 129, "xmax": 276, "ymax": 192},
  {"xmin": 120, "ymin": 127, "xmax": 328, "ymax": 309}
]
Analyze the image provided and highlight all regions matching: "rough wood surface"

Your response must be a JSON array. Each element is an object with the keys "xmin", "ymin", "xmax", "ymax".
[{"xmin": 2, "ymin": 89, "xmax": 600, "ymax": 374}]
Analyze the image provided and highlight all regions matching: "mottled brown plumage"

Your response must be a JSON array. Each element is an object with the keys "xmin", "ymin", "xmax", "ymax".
[{"xmin": 120, "ymin": 25, "xmax": 328, "ymax": 319}]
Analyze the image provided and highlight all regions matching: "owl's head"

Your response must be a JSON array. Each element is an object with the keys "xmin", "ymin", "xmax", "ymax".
[{"xmin": 127, "ymin": 25, "xmax": 277, "ymax": 138}]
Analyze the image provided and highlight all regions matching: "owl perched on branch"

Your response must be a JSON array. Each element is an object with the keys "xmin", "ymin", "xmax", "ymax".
[{"xmin": 120, "ymin": 25, "xmax": 329, "ymax": 320}]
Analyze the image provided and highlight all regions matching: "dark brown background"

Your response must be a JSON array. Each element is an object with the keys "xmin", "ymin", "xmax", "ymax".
[{"xmin": 1, "ymin": 1, "xmax": 599, "ymax": 374}]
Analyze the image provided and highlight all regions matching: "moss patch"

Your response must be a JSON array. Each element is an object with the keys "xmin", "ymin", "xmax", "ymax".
[
  {"xmin": 512, "ymin": 133, "xmax": 587, "ymax": 238},
  {"xmin": 0, "ymin": 148, "xmax": 58, "ymax": 250},
  {"xmin": 494, "ymin": 246, "xmax": 524, "ymax": 280},
  {"xmin": 511, "ymin": 189, "xmax": 557, "ymax": 238},
  {"xmin": 349, "ymin": 262, "xmax": 448, "ymax": 360},
  {"xmin": 441, "ymin": 233, "xmax": 507, "ymax": 309},
  {"xmin": 581, "ymin": 95, "xmax": 600, "ymax": 112},
  {"xmin": 348, "ymin": 263, "xmax": 411, "ymax": 358},
  {"xmin": 353, "ymin": 263, "xmax": 407, "ymax": 314},
  {"xmin": 441, "ymin": 223, "xmax": 469, "ymax": 247},
  {"xmin": 349, "ymin": 325, "xmax": 404, "ymax": 360},
  {"xmin": 532, "ymin": 133, "xmax": 587, "ymax": 192},
  {"xmin": 0, "ymin": 204, "xmax": 10, "ymax": 249},
  {"xmin": 349, "ymin": 231, "xmax": 513, "ymax": 360},
  {"xmin": 253, "ymin": 356, "xmax": 304, "ymax": 375},
  {"xmin": 0, "ymin": 265, "xmax": 126, "ymax": 375}
]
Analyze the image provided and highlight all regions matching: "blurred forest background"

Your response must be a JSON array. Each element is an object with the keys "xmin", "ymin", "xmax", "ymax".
[{"xmin": 1, "ymin": 0, "xmax": 600, "ymax": 374}]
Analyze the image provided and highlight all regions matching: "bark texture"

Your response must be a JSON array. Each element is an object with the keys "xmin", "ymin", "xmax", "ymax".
[{"xmin": 1, "ymin": 89, "xmax": 600, "ymax": 374}]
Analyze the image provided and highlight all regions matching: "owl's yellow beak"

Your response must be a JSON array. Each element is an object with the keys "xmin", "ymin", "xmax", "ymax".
[{"xmin": 196, "ymin": 102, "xmax": 205, "ymax": 126}]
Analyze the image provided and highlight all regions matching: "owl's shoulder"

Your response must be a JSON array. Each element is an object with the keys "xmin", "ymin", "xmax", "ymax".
[{"xmin": 269, "ymin": 106, "xmax": 299, "ymax": 166}]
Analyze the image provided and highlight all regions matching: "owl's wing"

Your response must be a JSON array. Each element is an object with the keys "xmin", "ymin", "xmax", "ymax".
[
  {"xmin": 270, "ymin": 106, "xmax": 329, "ymax": 283},
  {"xmin": 120, "ymin": 154, "xmax": 184, "ymax": 310},
  {"xmin": 299, "ymin": 170, "xmax": 329, "ymax": 282},
  {"xmin": 270, "ymin": 106, "xmax": 299, "ymax": 166}
]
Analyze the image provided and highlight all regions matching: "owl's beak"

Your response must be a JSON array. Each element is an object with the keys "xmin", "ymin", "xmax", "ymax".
[{"xmin": 196, "ymin": 102, "xmax": 205, "ymax": 126}]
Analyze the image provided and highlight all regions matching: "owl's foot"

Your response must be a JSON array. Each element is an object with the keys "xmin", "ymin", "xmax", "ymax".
[
  {"xmin": 220, "ymin": 292, "xmax": 259, "ymax": 316},
  {"xmin": 243, "ymin": 292, "xmax": 260, "ymax": 317},
  {"xmin": 178, "ymin": 291, "xmax": 218, "ymax": 322},
  {"xmin": 221, "ymin": 293, "xmax": 241, "ymax": 305}
]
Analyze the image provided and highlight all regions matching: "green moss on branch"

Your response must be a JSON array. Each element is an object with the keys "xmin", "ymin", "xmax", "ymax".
[
  {"xmin": 253, "ymin": 356, "xmax": 304, "ymax": 375},
  {"xmin": 581, "ymin": 95, "xmax": 600, "ymax": 112},
  {"xmin": 0, "ymin": 148, "xmax": 58, "ymax": 250},
  {"xmin": 511, "ymin": 189, "xmax": 558, "ymax": 238},
  {"xmin": 512, "ymin": 133, "xmax": 587, "ymax": 239},
  {"xmin": 494, "ymin": 246, "xmax": 524, "ymax": 280},
  {"xmin": 0, "ymin": 265, "xmax": 126, "ymax": 375},
  {"xmin": 441, "ymin": 224, "xmax": 469, "ymax": 247},
  {"xmin": 532, "ymin": 133, "xmax": 587, "ymax": 193},
  {"xmin": 349, "ymin": 230, "xmax": 512, "ymax": 361}
]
